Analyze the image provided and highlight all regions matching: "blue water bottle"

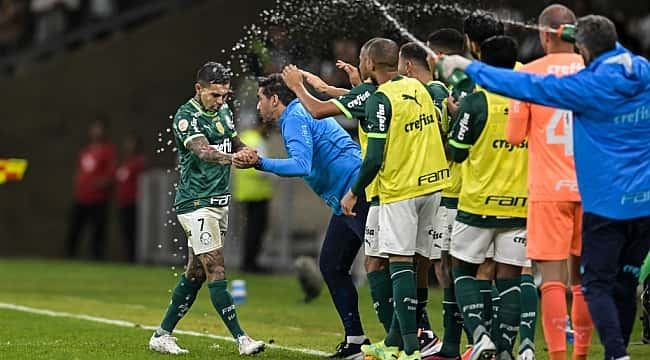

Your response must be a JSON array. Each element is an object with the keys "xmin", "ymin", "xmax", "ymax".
[
  {"xmin": 231, "ymin": 279, "xmax": 247, "ymax": 305},
  {"xmin": 565, "ymin": 316, "xmax": 575, "ymax": 344}
]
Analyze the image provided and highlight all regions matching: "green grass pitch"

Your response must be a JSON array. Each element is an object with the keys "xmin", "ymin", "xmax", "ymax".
[{"xmin": 0, "ymin": 259, "xmax": 648, "ymax": 359}]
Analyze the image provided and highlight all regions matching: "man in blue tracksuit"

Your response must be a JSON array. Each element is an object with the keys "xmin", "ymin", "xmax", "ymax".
[
  {"xmin": 440, "ymin": 15, "xmax": 650, "ymax": 360},
  {"xmin": 235, "ymin": 73, "xmax": 370, "ymax": 359}
]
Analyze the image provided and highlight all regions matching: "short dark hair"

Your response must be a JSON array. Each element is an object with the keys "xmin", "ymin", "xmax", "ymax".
[
  {"xmin": 464, "ymin": 12, "xmax": 504, "ymax": 44},
  {"xmin": 361, "ymin": 37, "xmax": 381, "ymax": 53},
  {"xmin": 399, "ymin": 42, "xmax": 428, "ymax": 69},
  {"xmin": 576, "ymin": 15, "xmax": 617, "ymax": 59},
  {"xmin": 257, "ymin": 74, "xmax": 297, "ymax": 106},
  {"xmin": 196, "ymin": 62, "xmax": 231, "ymax": 85},
  {"xmin": 366, "ymin": 38, "xmax": 399, "ymax": 71},
  {"xmin": 480, "ymin": 36, "xmax": 518, "ymax": 69},
  {"xmin": 427, "ymin": 28, "xmax": 465, "ymax": 55}
]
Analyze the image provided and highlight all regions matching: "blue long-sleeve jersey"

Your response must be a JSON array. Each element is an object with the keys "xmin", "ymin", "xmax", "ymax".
[
  {"xmin": 465, "ymin": 44, "xmax": 650, "ymax": 220},
  {"xmin": 259, "ymin": 99, "xmax": 362, "ymax": 215}
]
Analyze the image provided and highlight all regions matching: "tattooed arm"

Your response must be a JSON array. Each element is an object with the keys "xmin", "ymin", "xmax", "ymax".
[{"xmin": 186, "ymin": 135, "xmax": 232, "ymax": 165}]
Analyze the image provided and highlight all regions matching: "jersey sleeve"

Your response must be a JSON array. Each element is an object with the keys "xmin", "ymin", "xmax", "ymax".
[
  {"xmin": 259, "ymin": 111, "xmax": 313, "ymax": 177},
  {"xmin": 364, "ymin": 92, "xmax": 392, "ymax": 139},
  {"xmin": 329, "ymin": 83, "xmax": 375, "ymax": 119},
  {"xmin": 448, "ymin": 92, "xmax": 485, "ymax": 149},
  {"xmin": 173, "ymin": 110, "xmax": 205, "ymax": 148},
  {"xmin": 506, "ymin": 99, "xmax": 530, "ymax": 145}
]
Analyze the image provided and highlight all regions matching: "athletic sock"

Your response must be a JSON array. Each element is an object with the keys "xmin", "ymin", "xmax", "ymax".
[
  {"xmin": 385, "ymin": 312, "xmax": 404, "ymax": 349},
  {"xmin": 490, "ymin": 285, "xmax": 501, "ymax": 342},
  {"xmin": 453, "ymin": 264, "xmax": 487, "ymax": 342},
  {"xmin": 417, "ymin": 287, "xmax": 431, "ymax": 331},
  {"xmin": 439, "ymin": 287, "xmax": 463, "ymax": 357},
  {"xmin": 571, "ymin": 284, "xmax": 593, "ymax": 359},
  {"xmin": 207, "ymin": 280, "xmax": 245, "ymax": 338},
  {"xmin": 541, "ymin": 282, "xmax": 568, "ymax": 358},
  {"xmin": 347, "ymin": 335, "xmax": 368, "ymax": 344},
  {"xmin": 390, "ymin": 262, "xmax": 419, "ymax": 354},
  {"xmin": 158, "ymin": 274, "xmax": 202, "ymax": 335},
  {"xmin": 368, "ymin": 268, "xmax": 394, "ymax": 333},
  {"xmin": 477, "ymin": 280, "xmax": 493, "ymax": 330},
  {"xmin": 495, "ymin": 277, "xmax": 521, "ymax": 354},
  {"xmin": 519, "ymin": 274, "xmax": 538, "ymax": 354}
]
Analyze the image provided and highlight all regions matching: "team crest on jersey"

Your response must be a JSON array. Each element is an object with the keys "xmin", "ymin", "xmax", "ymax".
[
  {"xmin": 215, "ymin": 122, "xmax": 225, "ymax": 134},
  {"xmin": 178, "ymin": 119, "xmax": 189, "ymax": 132},
  {"xmin": 200, "ymin": 232, "xmax": 212, "ymax": 245}
]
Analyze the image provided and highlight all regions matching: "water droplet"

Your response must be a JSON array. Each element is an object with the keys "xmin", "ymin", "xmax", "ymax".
[
  {"xmin": 166, "ymin": 128, "xmax": 171, "ymax": 132},
  {"xmin": 157, "ymin": 244, "xmax": 163, "ymax": 249},
  {"xmin": 173, "ymin": 238, "xmax": 179, "ymax": 243},
  {"xmin": 173, "ymin": 272, "xmax": 178, "ymax": 277},
  {"xmin": 171, "ymin": 266, "xmax": 176, "ymax": 270}
]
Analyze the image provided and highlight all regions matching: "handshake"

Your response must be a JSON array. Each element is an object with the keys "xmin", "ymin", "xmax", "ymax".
[{"xmin": 232, "ymin": 148, "xmax": 260, "ymax": 169}]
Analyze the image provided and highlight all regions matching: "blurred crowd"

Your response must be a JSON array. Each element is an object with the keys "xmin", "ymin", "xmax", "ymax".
[{"xmin": 0, "ymin": 0, "xmax": 158, "ymax": 58}]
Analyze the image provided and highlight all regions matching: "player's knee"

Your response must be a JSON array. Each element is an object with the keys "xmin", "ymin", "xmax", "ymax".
[
  {"xmin": 185, "ymin": 268, "xmax": 207, "ymax": 284},
  {"xmin": 365, "ymin": 256, "xmax": 387, "ymax": 272},
  {"xmin": 206, "ymin": 265, "xmax": 226, "ymax": 281}
]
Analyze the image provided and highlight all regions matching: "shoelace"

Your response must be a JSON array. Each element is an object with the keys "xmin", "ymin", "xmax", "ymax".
[{"xmin": 334, "ymin": 342, "xmax": 348, "ymax": 352}]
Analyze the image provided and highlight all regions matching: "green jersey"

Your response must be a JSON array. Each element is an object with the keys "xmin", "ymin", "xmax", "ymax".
[
  {"xmin": 172, "ymin": 98, "xmax": 237, "ymax": 214},
  {"xmin": 330, "ymin": 82, "xmax": 377, "ymax": 132}
]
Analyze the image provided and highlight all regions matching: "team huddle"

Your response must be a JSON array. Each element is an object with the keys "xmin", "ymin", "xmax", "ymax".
[{"xmin": 147, "ymin": 3, "xmax": 650, "ymax": 360}]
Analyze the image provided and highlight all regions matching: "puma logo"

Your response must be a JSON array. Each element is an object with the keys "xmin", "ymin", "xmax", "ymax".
[
  {"xmin": 501, "ymin": 333, "xmax": 515, "ymax": 345},
  {"xmin": 402, "ymin": 91, "xmax": 422, "ymax": 107},
  {"xmin": 521, "ymin": 320, "xmax": 534, "ymax": 329},
  {"xmin": 468, "ymin": 312, "xmax": 482, "ymax": 320}
]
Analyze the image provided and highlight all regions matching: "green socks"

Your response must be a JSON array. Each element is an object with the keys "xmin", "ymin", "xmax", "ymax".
[
  {"xmin": 518, "ymin": 274, "xmax": 538, "ymax": 353},
  {"xmin": 368, "ymin": 268, "xmax": 395, "ymax": 333},
  {"xmin": 490, "ymin": 285, "xmax": 501, "ymax": 344},
  {"xmin": 389, "ymin": 262, "xmax": 419, "ymax": 355},
  {"xmin": 495, "ymin": 277, "xmax": 521, "ymax": 354},
  {"xmin": 417, "ymin": 287, "xmax": 431, "ymax": 330},
  {"xmin": 453, "ymin": 264, "xmax": 486, "ymax": 342},
  {"xmin": 439, "ymin": 287, "xmax": 463, "ymax": 357},
  {"xmin": 208, "ymin": 280, "xmax": 245, "ymax": 339},
  {"xmin": 477, "ymin": 280, "xmax": 493, "ymax": 330},
  {"xmin": 158, "ymin": 274, "xmax": 202, "ymax": 335}
]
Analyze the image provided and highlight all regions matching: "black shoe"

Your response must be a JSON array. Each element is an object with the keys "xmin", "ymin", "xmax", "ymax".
[
  {"xmin": 642, "ymin": 281, "xmax": 650, "ymax": 344},
  {"xmin": 419, "ymin": 329, "xmax": 442, "ymax": 356},
  {"xmin": 328, "ymin": 339, "xmax": 370, "ymax": 359}
]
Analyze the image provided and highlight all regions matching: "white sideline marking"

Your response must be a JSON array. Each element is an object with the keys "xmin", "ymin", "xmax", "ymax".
[{"xmin": 0, "ymin": 302, "xmax": 328, "ymax": 357}]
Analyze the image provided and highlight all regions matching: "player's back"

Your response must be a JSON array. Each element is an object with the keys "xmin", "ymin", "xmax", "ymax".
[{"xmin": 508, "ymin": 53, "xmax": 584, "ymax": 202}]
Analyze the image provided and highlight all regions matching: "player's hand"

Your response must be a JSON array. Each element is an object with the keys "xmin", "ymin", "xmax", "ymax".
[
  {"xmin": 439, "ymin": 55, "xmax": 472, "ymax": 80},
  {"xmin": 300, "ymin": 70, "xmax": 330, "ymax": 93},
  {"xmin": 341, "ymin": 190, "xmax": 358, "ymax": 217},
  {"xmin": 233, "ymin": 148, "xmax": 258, "ymax": 169},
  {"xmin": 447, "ymin": 95, "xmax": 459, "ymax": 118},
  {"xmin": 335, "ymin": 60, "xmax": 362, "ymax": 86},
  {"xmin": 282, "ymin": 64, "xmax": 304, "ymax": 91}
]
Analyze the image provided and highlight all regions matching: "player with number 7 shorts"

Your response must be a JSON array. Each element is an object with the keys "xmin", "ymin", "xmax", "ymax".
[{"xmin": 505, "ymin": 5, "xmax": 593, "ymax": 360}]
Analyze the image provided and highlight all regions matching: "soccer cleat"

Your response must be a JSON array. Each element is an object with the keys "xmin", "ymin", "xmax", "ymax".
[
  {"xmin": 466, "ymin": 335, "xmax": 496, "ymax": 360},
  {"xmin": 460, "ymin": 346, "xmax": 472, "ymax": 360},
  {"xmin": 399, "ymin": 350, "xmax": 422, "ymax": 360},
  {"xmin": 361, "ymin": 340, "xmax": 400, "ymax": 360},
  {"xmin": 237, "ymin": 335, "xmax": 265, "ymax": 355},
  {"xmin": 495, "ymin": 351, "xmax": 515, "ymax": 360},
  {"xmin": 419, "ymin": 330, "xmax": 442, "ymax": 356},
  {"xmin": 148, "ymin": 333, "xmax": 189, "ymax": 355},
  {"xmin": 517, "ymin": 348, "xmax": 535, "ymax": 360},
  {"xmin": 329, "ymin": 339, "xmax": 370, "ymax": 359}
]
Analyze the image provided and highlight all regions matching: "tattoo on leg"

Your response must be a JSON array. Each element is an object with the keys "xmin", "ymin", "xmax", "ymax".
[
  {"xmin": 185, "ymin": 251, "xmax": 207, "ymax": 284},
  {"xmin": 198, "ymin": 250, "xmax": 226, "ymax": 281}
]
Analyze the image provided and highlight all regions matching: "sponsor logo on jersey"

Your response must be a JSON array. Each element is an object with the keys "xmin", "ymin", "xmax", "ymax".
[
  {"xmin": 404, "ymin": 113, "xmax": 436, "ymax": 133},
  {"xmin": 547, "ymin": 62, "xmax": 584, "ymax": 76},
  {"xmin": 215, "ymin": 122, "xmax": 225, "ymax": 134},
  {"xmin": 401, "ymin": 91, "xmax": 422, "ymax": 107},
  {"xmin": 492, "ymin": 139, "xmax": 528, "ymax": 151},
  {"xmin": 212, "ymin": 138, "xmax": 233, "ymax": 154},
  {"xmin": 178, "ymin": 119, "xmax": 189, "ymax": 132},
  {"xmin": 457, "ymin": 113, "xmax": 470, "ymax": 140},
  {"xmin": 555, "ymin": 179, "xmax": 579, "ymax": 192},
  {"xmin": 513, "ymin": 236, "xmax": 526, "ymax": 244},
  {"xmin": 377, "ymin": 104, "xmax": 387, "ymax": 131},
  {"xmin": 485, "ymin": 195, "xmax": 528, "ymax": 207},
  {"xmin": 428, "ymin": 228, "xmax": 444, "ymax": 240},
  {"xmin": 621, "ymin": 188, "xmax": 650, "ymax": 205},
  {"xmin": 613, "ymin": 105, "xmax": 650, "ymax": 125},
  {"xmin": 346, "ymin": 91, "xmax": 371, "ymax": 109},
  {"xmin": 418, "ymin": 168, "xmax": 449, "ymax": 186}
]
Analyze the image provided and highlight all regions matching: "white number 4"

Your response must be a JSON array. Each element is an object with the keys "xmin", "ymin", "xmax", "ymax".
[{"xmin": 546, "ymin": 109, "xmax": 574, "ymax": 156}]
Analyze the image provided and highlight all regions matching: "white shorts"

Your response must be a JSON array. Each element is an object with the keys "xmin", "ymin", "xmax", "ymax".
[
  {"xmin": 442, "ymin": 206, "xmax": 457, "ymax": 252},
  {"xmin": 450, "ymin": 221, "xmax": 530, "ymax": 267},
  {"xmin": 177, "ymin": 206, "xmax": 229, "ymax": 255},
  {"xmin": 364, "ymin": 205, "xmax": 387, "ymax": 258},
  {"xmin": 378, "ymin": 192, "xmax": 441, "ymax": 258},
  {"xmin": 429, "ymin": 205, "xmax": 448, "ymax": 260}
]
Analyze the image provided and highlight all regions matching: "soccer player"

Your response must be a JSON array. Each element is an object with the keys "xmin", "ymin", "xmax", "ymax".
[
  {"xmin": 236, "ymin": 73, "xmax": 371, "ymax": 359},
  {"xmin": 447, "ymin": 36, "xmax": 530, "ymax": 360},
  {"xmin": 463, "ymin": 12, "xmax": 505, "ymax": 60},
  {"xmin": 148, "ymin": 62, "xmax": 265, "ymax": 356},
  {"xmin": 506, "ymin": 5, "xmax": 593, "ymax": 360},
  {"xmin": 341, "ymin": 38, "xmax": 450, "ymax": 360},
  {"xmin": 425, "ymin": 27, "xmax": 475, "ymax": 360},
  {"xmin": 441, "ymin": 14, "xmax": 650, "ymax": 360}
]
